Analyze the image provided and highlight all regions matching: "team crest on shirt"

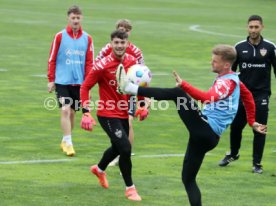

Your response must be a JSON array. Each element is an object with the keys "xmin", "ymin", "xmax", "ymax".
[
  {"xmin": 214, "ymin": 79, "xmax": 230, "ymax": 99},
  {"xmin": 260, "ymin": 48, "xmax": 267, "ymax": 56},
  {"xmin": 115, "ymin": 129, "xmax": 122, "ymax": 138}
]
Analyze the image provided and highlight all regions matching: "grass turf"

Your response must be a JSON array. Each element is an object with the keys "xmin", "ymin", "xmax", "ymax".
[{"xmin": 0, "ymin": 0, "xmax": 276, "ymax": 205}]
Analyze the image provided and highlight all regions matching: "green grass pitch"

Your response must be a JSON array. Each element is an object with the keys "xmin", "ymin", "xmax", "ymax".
[{"xmin": 0, "ymin": 0, "xmax": 275, "ymax": 205}]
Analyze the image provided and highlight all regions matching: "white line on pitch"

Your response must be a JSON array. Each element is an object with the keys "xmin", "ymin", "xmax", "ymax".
[
  {"xmin": 137, "ymin": 153, "xmax": 213, "ymax": 158},
  {"xmin": 152, "ymin": 72, "xmax": 170, "ymax": 76},
  {"xmin": 189, "ymin": 25, "xmax": 242, "ymax": 38},
  {"xmin": 0, "ymin": 159, "xmax": 75, "ymax": 165},
  {"xmin": 31, "ymin": 74, "xmax": 47, "ymax": 78},
  {"xmin": 189, "ymin": 25, "xmax": 275, "ymax": 41},
  {"xmin": 138, "ymin": 154, "xmax": 184, "ymax": 158},
  {"xmin": 0, "ymin": 68, "xmax": 8, "ymax": 72},
  {"xmin": 0, "ymin": 153, "xmax": 215, "ymax": 164}
]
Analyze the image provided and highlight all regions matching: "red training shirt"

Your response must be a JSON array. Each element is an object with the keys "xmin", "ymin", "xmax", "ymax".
[
  {"xmin": 96, "ymin": 42, "xmax": 144, "ymax": 65},
  {"xmin": 80, "ymin": 52, "xmax": 137, "ymax": 119}
]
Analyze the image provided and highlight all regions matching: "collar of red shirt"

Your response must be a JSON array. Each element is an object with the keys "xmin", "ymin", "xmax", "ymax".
[
  {"xmin": 110, "ymin": 51, "xmax": 126, "ymax": 63},
  {"xmin": 66, "ymin": 25, "xmax": 83, "ymax": 39}
]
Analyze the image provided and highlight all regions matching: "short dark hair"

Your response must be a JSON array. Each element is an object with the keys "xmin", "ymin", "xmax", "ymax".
[
  {"xmin": 248, "ymin": 15, "xmax": 263, "ymax": 24},
  {"xmin": 67, "ymin": 5, "xmax": 82, "ymax": 16},
  {"xmin": 110, "ymin": 30, "xmax": 128, "ymax": 40}
]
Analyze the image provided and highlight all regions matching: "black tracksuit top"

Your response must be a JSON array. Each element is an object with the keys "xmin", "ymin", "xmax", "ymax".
[{"xmin": 232, "ymin": 36, "xmax": 276, "ymax": 96}]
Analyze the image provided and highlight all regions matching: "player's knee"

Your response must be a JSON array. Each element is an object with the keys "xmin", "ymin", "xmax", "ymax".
[
  {"xmin": 61, "ymin": 106, "xmax": 71, "ymax": 117},
  {"xmin": 119, "ymin": 145, "xmax": 131, "ymax": 157},
  {"xmin": 253, "ymin": 131, "xmax": 266, "ymax": 138},
  {"xmin": 128, "ymin": 121, "xmax": 133, "ymax": 129},
  {"xmin": 182, "ymin": 173, "xmax": 189, "ymax": 186},
  {"xmin": 181, "ymin": 167, "xmax": 196, "ymax": 187},
  {"xmin": 173, "ymin": 87, "xmax": 188, "ymax": 103},
  {"xmin": 173, "ymin": 87, "xmax": 186, "ymax": 95}
]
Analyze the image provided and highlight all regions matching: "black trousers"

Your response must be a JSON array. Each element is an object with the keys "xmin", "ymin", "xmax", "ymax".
[
  {"xmin": 138, "ymin": 87, "xmax": 219, "ymax": 206},
  {"xmin": 97, "ymin": 116, "xmax": 133, "ymax": 187},
  {"xmin": 229, "ymin": 95, "xmax": 269, "ymax": 165}
]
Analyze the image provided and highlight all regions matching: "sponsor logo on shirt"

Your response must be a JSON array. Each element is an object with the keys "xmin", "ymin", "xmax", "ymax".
[
  {"xmin": 242, "ymin": 50, "xmax": 248, "ymax": 53},
  {"xmin": 66, "ymin": 48, "xmax": 85, "ymax": 56},
  {"xmin": 241, "ymin": 62, "xmax": 266, "ymax": 69},
  {"xmin": 66, "ymin": 59, "xmax": 83, "ymax": 65}
]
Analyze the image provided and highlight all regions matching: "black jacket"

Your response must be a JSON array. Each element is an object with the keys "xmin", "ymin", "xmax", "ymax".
[{"xmin": 232, "ymin": 36, "xmax": 276, "ymax": 96}]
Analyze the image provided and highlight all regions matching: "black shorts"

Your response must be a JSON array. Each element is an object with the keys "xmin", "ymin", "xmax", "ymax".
[{"xmin": 55, "ymin": 84, "xmax": 80, "ymax": 111}]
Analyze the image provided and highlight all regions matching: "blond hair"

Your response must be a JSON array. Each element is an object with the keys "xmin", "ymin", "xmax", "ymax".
[{"xmin": 212, "ymin": 44, "xmax": 237, "ymax": 64}]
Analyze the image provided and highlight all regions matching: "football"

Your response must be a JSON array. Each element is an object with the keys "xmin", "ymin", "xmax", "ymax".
[{"xmin": 127, "ymin": 64, "xmax": 152, "ymax": 87}]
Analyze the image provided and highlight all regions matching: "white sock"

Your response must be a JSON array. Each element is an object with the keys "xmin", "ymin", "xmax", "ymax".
[
  {"xmin": 125, "ymin": 83, "xmax": 139, "ymax": 95},
  {"xmin": 126, "ymin": 185, "xmax": 135, "ymax": 190},
  {"xmin": 62, "ymin": 135, "xmax": 72, "ymax": 145}
]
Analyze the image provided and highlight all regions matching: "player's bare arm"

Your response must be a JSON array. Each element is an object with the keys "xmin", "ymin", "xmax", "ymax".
[{"xmin": 172, "ymin": 70, "xmax": 182, "ymax": 87}]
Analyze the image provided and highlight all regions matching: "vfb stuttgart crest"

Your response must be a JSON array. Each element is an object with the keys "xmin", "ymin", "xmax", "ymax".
[
  {"xmin": 260, "ymin": 48, "xmax": 267, "ymax": 56},
  {"xmin": 115, "ymin": 129, "xmax": 122, "ymax": 138}
]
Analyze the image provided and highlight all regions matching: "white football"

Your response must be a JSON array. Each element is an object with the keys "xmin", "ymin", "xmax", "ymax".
[{"xmin": 127, "ymin": 64, "xmax": 152, "ymax": 87}]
